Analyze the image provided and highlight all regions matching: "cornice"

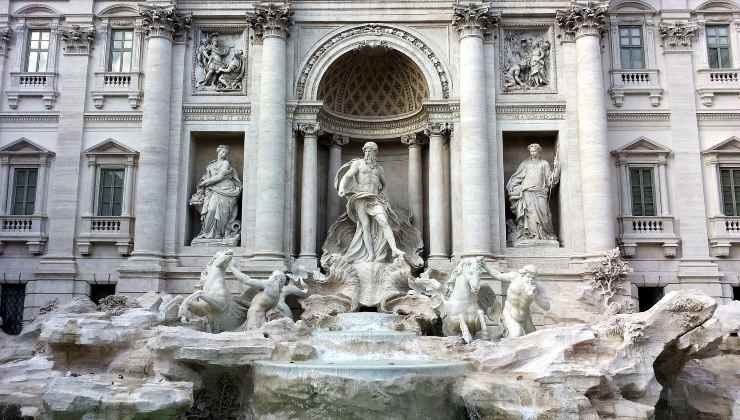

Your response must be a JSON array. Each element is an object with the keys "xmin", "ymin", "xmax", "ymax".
[
  {"xmin": 183, "ymin": 103, "xmax": 251, "ymax": 121},
  {"xmin": 607, "ymin": 111, "xmax": 671, "ymax": 122},
  {"xmin": 84, "ymin": 112, "xmax": 142, "ymax": 122},
  {"xmin": 0, "ymin": 112, "xmax": 59, "ymax": 123},
  {"xmin": 496, "ymin": 103, "xmax": 565, "ymax": 120}
]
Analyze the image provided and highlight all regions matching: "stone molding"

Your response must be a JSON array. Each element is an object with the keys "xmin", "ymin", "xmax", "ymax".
[
  {"xmin": 182, "ymin": 104, "xmax": 251, "ymax": 121},
  {"xmin": 495, "ymin": 103, "xmax": 565, "ymax": 120},
  {"xmin": 295, "ymin": 24, "xmax": 451, "ymax": 100},
  {"xmin": 698, "ymin": 112, "xmax": 740, "ymax": 121},
  {"xmin": 60, "ymin": 24, "xmax": 95, "ymax": 56},
  {"xmin": 0, "ymin": 113, "xmax": 58, "ymax": 123},
  {"xmin": 607, "ymin": 111, "xmax": 671, "ymax": 122},
  {"xmin": 318, "ymin": 107, "xmax": 428, "ymax": 139},
  {"xmin": 555, "ymin": 0, "xmax": 608, "ymax": 39},
  {"xmin": 658, "ymin": 21, "xmax": 698, "ymax": 51},
  {"xmin": 452, "ymin": 4, "xmax": 500, "ymax": 39},
  {"xmin": 247, "ymin": 3, "xmax": 293, "ymax": 40},
  {"xmin": 84, "ymin": 112, "xmax": 143, "ymax": 123},
  {"xmin": 139, "ymin": 5, "xmax": 190, "ymax": 41},
  {"xmin": 0, "ymin": 27, "xmax": 12, "ymax": 57}
]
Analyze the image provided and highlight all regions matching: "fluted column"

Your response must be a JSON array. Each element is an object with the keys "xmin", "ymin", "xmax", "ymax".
[
  {"xmin": 557, "ymin": 1, "xmax": 614, "ymax": 254},
  {"xmin": 401, "ymin": 133, "xmax": 426, "ymax": 230},
  {"xmin": 248, "ymin": 4, "xmax": 292, "ymax": 263},
  {"xmin": 325, "ymin": 134, "xmax": 349, "ymax": 226},
  {"xmin": 426, "ymin": 123, "xmax": 452, "ymax": 264},
  {"xmin": 452, "ymin": 4, "xmax": 498, "ymax": 257},
  {"xmin": 126, "ymin": 6, "xmax": 188, "ymax": 265},
  {"xmin": 297, "ymin": 122, "xmax": 320, "ymax": 268}
]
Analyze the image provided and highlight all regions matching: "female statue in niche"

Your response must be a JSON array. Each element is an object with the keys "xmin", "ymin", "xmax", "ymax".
[
  {"xmin": 190, "ymin": 144, "xmax": 242, "ymax": 245},
  {"xmin": 506, "ymin": 143, "xmax": 560, "ymax": 245}
]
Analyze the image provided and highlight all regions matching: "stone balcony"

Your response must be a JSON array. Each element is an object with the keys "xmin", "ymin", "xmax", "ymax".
[
  {"xmin": 696, "ymin": 68, "xmax": 740, "ymax": 107},
  {"xmin": 6, "ymin": 72, "xmax": 58, "ymax": 109},
  {"xmin": 91, "ymin": 72, "xmax": 143, "ymax": 109},
  {"xmin": 0, "ymin": 215, "xmax": 48, "ymax": 255},
  {"xmin": 77, "ymin": 216, "xmax": 134, "ymax": 256},
  {"xmin": 708, "ymin": 216, "xmax": 740, "ymax": 257},
  {"xmin": 618, "ymin": 216, "xmax": 679, "ymax": 258},
  {"xmin": 608, "ymin": 69, "xmax": 663, "ymax": 107}
]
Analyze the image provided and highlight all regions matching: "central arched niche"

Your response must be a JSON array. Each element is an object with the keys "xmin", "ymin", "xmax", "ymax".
[{"xmin": 318, "ymin": 47, "xmax": 429, "ymax": 118}]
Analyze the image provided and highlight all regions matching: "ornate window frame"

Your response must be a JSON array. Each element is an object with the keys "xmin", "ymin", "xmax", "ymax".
[
  {"xmin": 0, "ymin": 138, "xmax": 54, "ymax": 255},
  {"xmin": 7, "ymin": 5, "xmax": 63, "ymax": 110},
  {"xmin": 77, "ymin": 139, "xmax": 138, "ymax": 256},
  {"xmin": 91, "ymin": 5, "xmax": 145, "ymax": 109},
  {"xmin": 703, "ymin": 136, "xmax": 740, "ymax": 256},
  {"xmin": 692, "ymin": 1, "xmax": 740, "ymax": 107},
  {"xmin": 612, "ymin": 137, "xmax": 678, "ymax": 257},
  {"xmin": 607, "ymin": 0, "xmax": 663, "ymax": 107}
]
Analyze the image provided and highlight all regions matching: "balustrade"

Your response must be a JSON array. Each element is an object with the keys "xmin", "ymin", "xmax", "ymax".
[{"xmin": 618, "ymin": 216, "xmax": 679, "ymax": 258}]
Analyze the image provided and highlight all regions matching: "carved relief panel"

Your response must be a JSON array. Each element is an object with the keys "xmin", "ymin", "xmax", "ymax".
[
  {"xmin": 192, "ymin": 24, "xmax": 248, "ymax": 95},
  {"xmin": 499, "ymin": 26, "xmax": 557, "ymax": 94}
]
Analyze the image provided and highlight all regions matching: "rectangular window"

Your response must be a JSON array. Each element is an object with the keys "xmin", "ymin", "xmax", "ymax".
[
  {"xmin": 720, "ymin": 168, "xmax": 740, "ymax": 216},
  {"xmin": 109, "ymin": 30, "xmax": 134, "ymax": 73},
  {"xmin": 97, "ymin": 168, "xmax": 124, "ymax": 216},
  {"xmin": 26, "ymin": 30, "xmax": 50, "ymax": 73},
  {"xmin": 629, "ymin": 167, "xmax": 655, "ymax": 216},
  {"xmin": 707, "ymin": 25, "xmax": 731, "ymax": 69},
  {"xmin": 619, "ymin": 26, "xmax": 644, "ymax": 69},
  {"xmin": 11, "ymin": 168, "xmax": 37, "ymax": 216}
]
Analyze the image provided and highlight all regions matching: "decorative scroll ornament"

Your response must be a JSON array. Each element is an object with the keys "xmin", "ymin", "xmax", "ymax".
[
  {"xmin": 658, "ymin": 21, "xmax": 698, "ymax": 49},
  {"xmin": 296, "ymin": 122, "xmax": 321, "ymax": 137},
  {"xmin": 555, "ymin": 0, "xmax": 608, "ymax": 38},
  {"xmin": 0, "ymin": 27, "xmax": 12, "ymax": 56},
  {"xmin": 139, "ymin": 5, "xmax": 191, "ymax": 40},
  {"xmin": 247, "ymin": 3, "xmax": 293, "ymax": 40},
  {"xmin": 400, "ymin": 133, "xmax": 425, "ymax": 146},
  {"xmin": 60, "ymin": 25, "xmax": 95, "ymax": 55},
  {"xmin": 452, "ymin": 4, "xmax": 500, "ymax": 37}
]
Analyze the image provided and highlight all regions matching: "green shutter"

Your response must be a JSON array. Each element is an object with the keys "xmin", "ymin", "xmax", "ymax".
[{"xmin": 98, "ymin": 168, "xmax": 125, "ymax": 216}]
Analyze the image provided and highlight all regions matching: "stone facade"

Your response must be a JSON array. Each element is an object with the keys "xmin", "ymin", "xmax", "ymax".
[{"xmin": 1, "ymin": 0, "xmax": 740, "ymax": 326}]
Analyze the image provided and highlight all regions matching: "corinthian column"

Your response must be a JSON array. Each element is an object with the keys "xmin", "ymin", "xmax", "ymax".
[
  {"xmin": 325, "ymin": 134, "xmax": 349, "ymax": 226},
  {"xmin": 297, "ymin": 122, "xmax": 320, "ymax": 269},
  {"xmin": 248, "ymin": 4, "xmax": 292, "ymax": 265},
  {"xmin": 426, "ymin": 123, "xmax": 452, "ymax": 266},
  {"xmin": 452, "ymin": 4, "xmax": 498, "ymax": 257},
  {"xmin": 401, "ymin": 133, "xmax": 426, "ymax": 230},
  {"xmin": 123, "ymin": 6, "xmax": 188, "ymax": 279},
  {"xmin": 556, "ymin": 1, "xmax": 614, "ymax": 254}
]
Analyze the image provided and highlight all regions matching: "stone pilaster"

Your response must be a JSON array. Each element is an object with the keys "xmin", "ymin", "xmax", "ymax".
[
  {"xmin": 401, "ymin": 133, "xmax": 426, "ymax": 232},
  {"xmin": 452, "ymin": 4, "xmax": 499, "ymax": 258},
  {"xmin": 0, "ymin": 28, "xmax": 11, "ymax": 98},
  {"xmin": 325, "ymin": 134, "xmax": 349, "ymax": 227},
  {"xmin": 426, "ymin": 123, "xmax": 452, "ymax": 267},
  {"xmin": 556, "ymin": 1, "xmax": 615, "ymax": 254},
  {"xmin": 296, "ymin": 122, "xmax": 321, "ymax": 270},
  {"xmin": 120, "ymin": 6, "xmax": 189, "ymax": 294},
  {"xmin": 248, "ymin": 4, "xmax": 293, "ymax": 267}
]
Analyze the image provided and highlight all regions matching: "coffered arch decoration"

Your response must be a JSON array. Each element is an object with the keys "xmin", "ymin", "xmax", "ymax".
[{"xmin": 296, "ymin": 23, "xmax": 452, "ymax": 101}]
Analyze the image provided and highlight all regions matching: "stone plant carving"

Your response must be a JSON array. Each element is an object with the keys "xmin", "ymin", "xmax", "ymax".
[
  {"xmin": 189, "ymin": 144, "xmax": 242, "ymax": 246},
  {"xmin": 489, "ymin": 265, "xmax": 550, "ymax": 338},
  {"xmin": 659, "ymin": 21, "xmax": 698, "ymax": 49},
  {"xmin": 97, "ymin": 295, "xmax": 132, "ymax": 316},
  {"xmin": 506, "ymin": 143, "xmax": 560, "ymax": 245},
  {"xmin": 588, "ymin": 247, "xmax": 633, "ymax": 310},
  {"xmin": 502, "ymin": 30, "xmax": 552, "ymax": 91},
  {"xmin": 436, "ymin": 257, "xmax": 498, "ymax": 344},
  {"xmin": 195, "ymin": 33, "xmax": 245, "ymax": 92}
]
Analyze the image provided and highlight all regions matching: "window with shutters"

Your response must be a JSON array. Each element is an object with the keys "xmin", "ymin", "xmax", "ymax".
[
  {"xmin": 97, "ymin": 168, "xmax": 124, "ymax": 216},
  {"xmin": 629, "ymin": 167, "xmax": 656, "ymax": 216},
  {"xmin": 619, "ymin": 26, "xmax": 644, "ymax": 69},
  {"xmin": 707, "ymin": 25, "xmax": 731, "ymax": 69},
  {"xmin": 11, "ymin": 168, "xmax": 37, "ymax": 216},
  {"xmin": 720, "ymin": 168, "xmax": 740, "ymax": 216}
]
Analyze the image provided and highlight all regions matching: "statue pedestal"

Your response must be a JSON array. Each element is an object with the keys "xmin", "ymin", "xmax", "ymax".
[
  {"xmin": 513, "ymin": 239, "xmax": 559, "ymax": 248},
  {"xmin": 191, "ymin": 237, "xmax": 240, "ymax": 247}
]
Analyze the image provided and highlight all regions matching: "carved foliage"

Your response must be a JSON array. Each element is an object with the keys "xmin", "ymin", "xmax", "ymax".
[
  {"xmin": 501, "ymin": 29, "xmax": 553, "ymax": 92},
  {"xmin": 659, "ymin": 21, "xmax": 698, "ymax": 49},
  {"xmin": 452, "ymin": 4, "xmax": 500, "ymax": 36},
  {"xmin": 138, "ymin": 5, "xmax": 190, "ymax": 40},
  {"xmin": 247, "ymin": 3, "xmax": 292, "ymax": 39},
  {"xmin": 555, "ymin": 1, "xmax": 609, "ymax": 37},
  {"xmin": 60, "ymin": 25, "xmax": 95, "ymax": 55}
]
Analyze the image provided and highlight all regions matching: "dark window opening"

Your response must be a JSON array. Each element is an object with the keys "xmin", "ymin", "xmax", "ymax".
[
  {"xmin": 733, "ymin": 287, "xmax": 740, "ymax": 301},
  {"xmin": 89, "ymin": 284, "xmax": 116, "ymax": 305},
  {"xmin": 1, "ymin": 284, "xmax": 26, "ymax": 335},
  {"xmin": 638, "ymin": 286, "xmax": 664, "ymax": 312}
]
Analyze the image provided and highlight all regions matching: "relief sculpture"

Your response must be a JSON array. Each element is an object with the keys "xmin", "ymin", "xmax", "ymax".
[
  {"xmin": 195, "ymin": 32, "xmax": 245, "ymax": 92},
  {"xmin": 502, "ymin": 29, "xmax": 552, "ymax": 92}
]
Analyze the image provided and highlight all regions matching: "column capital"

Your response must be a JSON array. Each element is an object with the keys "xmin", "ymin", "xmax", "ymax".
[
  {"xmin": 324, "ymin": 133, "xmax": 349, "ymax": 148},
  {"xmin": 139, "ymin": 5, "xmax": 191, "ymax": 41},
  {"xmin": 452, "ymin": 4, "xmax": 500, "ymax": 39},
  {"xmin": 60, "ymin": 25, "xmax": 95, "ymax": 56},
  {"xmin": 555, "ymin": 0, "xmax": 608, "ymax": 39},
  {"xmin": 425, "ymin": 122, "xmax": 453, "ymax": 137},
  {"xmin": 401, "ymin": 133, "xmax": 426, "ymax": 147},
  {"xmin": 295, "ymin": 122, "xmax": 322, "ymax": 137},
  {"xmin": 659, "ymin": 21, "xmax": 698, "ymax": 51},
  {"xmin": 247, "ymin": 3, "xmax": 293, "ymax": 41}
]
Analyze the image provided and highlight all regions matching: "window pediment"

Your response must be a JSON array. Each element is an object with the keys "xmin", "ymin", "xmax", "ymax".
[
  {"xmin": 83, "ymin": 139, "xmax": 138, "ymax": 157},
  {"xmin": 703, "ymin": 137, "xmax": 740, "ymax": 163},
  {"xmin": 0, "ymin": 138, "xmax": 54, "ymax": 160},
  {"xmin": 612, "ymin": 137, "xmax": 671, "ymax": 163}
]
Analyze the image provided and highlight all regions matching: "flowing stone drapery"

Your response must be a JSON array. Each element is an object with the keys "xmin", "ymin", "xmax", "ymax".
[
  {"xmin": 325, "ymin": 134, "xmax": 349, "ymax": 227},
  {"xmin": 401, "ymin": 133, "xmax": 425, "ymax": 231},
  {"xmin": 452, "ymin": 4, "xmax": 499, "ymax": 258},
  {"xmin": 297, "ymin": 122, "xmax": 321, "ymax": 269},
  {"xmin": 556, "ymin": 1, "xmax": 614, "ymax": 254},
  {"xmin": 426, "ymin": 123, "xmax": 452, "ymax": 265},
  {"xmin": 128, "ymin": 6, "xmax": 188, "ymax": 263},
  {"xmin": 248, "ymin": 4, "xmax": 292, "ymax": 264}
]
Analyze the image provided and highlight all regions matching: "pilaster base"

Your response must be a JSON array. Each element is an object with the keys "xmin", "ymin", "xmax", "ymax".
[
  {"xmin": 118, "ymin": 256, "xmax": 167, "ymax": 297},
  {"xmin": 249, "ymin": 255, "xmax": 289, "ymax": 273},
  {"xmin": 670, "ymin": 259, "xmax": 724, "ymax": 300},
  {"xmin": 294, "ymin": 255, "xmax": 318, "ymax": 272},
  {"xmin": 426, "ymin": 256, "xmax": 452, "ymax": 271}
]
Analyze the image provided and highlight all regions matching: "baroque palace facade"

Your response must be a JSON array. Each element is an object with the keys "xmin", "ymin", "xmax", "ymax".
[{"xmin": 0, "ymin": 0, "xmax": 739, "ymax": 332}]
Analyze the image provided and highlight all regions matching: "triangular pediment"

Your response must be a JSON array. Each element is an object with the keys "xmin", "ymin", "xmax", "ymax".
[
  {"xmin": 83, "ymin": 139, "xmax": 138, "ymax": 156},
  {"xmin": 0, "ymin": 138, "xmax": 54, "ymax": 156},
  {"xmin": 704, "ymin": 136, "xmax": 740, "ymax": 154},
  {"xmin": 613, "ymin": 137, "xmax": 671, "ymax": 155}
]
